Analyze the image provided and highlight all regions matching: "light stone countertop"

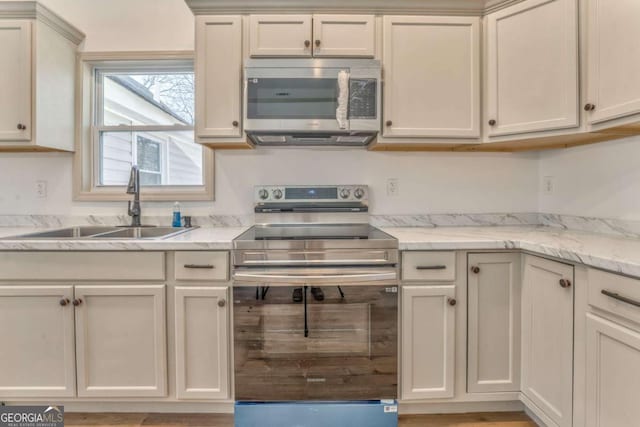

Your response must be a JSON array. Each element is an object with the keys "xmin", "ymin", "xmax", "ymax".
[
  {"xmin": 381, "ymin": 226, "xmax": 640, "ymax": 278},
  {"xmin": 0, "ymin": 225, "xmax": 639, "ymax": 278}
]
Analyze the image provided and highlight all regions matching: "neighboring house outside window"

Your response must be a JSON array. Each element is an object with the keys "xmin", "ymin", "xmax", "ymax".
[{"xmin": 75, "ymin": 53, "xmax": 213, "ymax": 201}]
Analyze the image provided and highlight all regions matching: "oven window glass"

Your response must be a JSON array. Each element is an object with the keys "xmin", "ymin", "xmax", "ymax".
[
  {"xmin": 234, "ymin": 284, "xmax": 398, "ymax": 401},
  {"xmin": 247, "ymin": 78, "xmax": 338, "ymax": 119}
]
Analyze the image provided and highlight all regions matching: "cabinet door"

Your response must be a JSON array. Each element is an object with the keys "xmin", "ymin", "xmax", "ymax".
[
  {"xmin": 175, "ymin": 286, "xmax": 229, "ymax": 400},
  {"xmin": 382, "ymin": 16, "xmax": 480, "ymax": 139},
  {"xmin": 521, "ymin": 256, "xmax": 574, "ymax": 427},
  {"xmin": 312, "ymin": 15, "xmax": 374, "ymax": 57},
  {"xmin": 485, "ymin": 0, "xmax": 578, "ymax": 137},
  {"xmin": 401, "ymin": 285, "xmax": 456, "ymax": 399},
  {"xmin": 0, "ymin": 286, "xmax": 75, "ymax": 397},
  {"xmin": 586, "ymin": 0, "xmax": 640, "ymax": 124},
  {"xmin": 249, "ymin": 15, "xmax": 312, "ymax": 57},
  {"xmin": 0, "ymin": 21, "xmax": 31, "ymax": 141},
  {"xmin": 195, "ymin": 16, "xmax": 242, "ymax": 138},
  {"xmin": 75, "ymin": 285, "xmax": 167, "ymax": 397},
  {"xmin": 586, "ymin": 314, "xmax": 640, "ymax": 427},
  {"xmin": 467, "ymin": 253, "xmax": 521, "ymax": 393}
]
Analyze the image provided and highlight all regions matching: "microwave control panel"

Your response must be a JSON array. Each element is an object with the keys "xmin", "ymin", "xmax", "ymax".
[{"xmin": 348, "ymin": 79, "xmax": 377, "ymax": 119}]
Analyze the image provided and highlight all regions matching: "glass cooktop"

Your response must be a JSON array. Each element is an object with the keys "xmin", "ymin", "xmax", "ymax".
[{"xmin": 235, "ymin": 224, "xmax": 395, "ymax": 241}]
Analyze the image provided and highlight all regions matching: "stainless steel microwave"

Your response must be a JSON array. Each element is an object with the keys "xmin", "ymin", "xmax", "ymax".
[{"xmin": 243, "ymin": 59, "xmax": 381, "ymax": 147}]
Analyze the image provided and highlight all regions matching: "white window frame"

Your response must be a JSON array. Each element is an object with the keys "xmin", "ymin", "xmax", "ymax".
[{"xmin": 74, "ymin": 51, "xmax": 214, "ymax": 201}]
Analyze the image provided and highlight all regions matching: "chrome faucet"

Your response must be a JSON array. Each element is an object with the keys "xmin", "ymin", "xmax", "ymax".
[{"xmin": 126, "ymin": 165, "xmax": 142, "ymax": 227}]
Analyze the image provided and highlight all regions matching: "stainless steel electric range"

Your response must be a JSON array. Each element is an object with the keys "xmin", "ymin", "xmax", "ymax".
[{"xmin": 232, "ymin": 185, "xmax": 399, "ymax": 402}]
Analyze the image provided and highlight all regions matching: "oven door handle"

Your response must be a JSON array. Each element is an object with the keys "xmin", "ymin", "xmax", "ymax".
[{"xmin": 233, "ymin": 269, "xmax": 397, "ymax": 285}]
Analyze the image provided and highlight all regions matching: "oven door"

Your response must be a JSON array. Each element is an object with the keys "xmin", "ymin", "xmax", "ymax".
[
  {"xmin": 233, "ymin": 271, "xmax": 398, "ymax": 401},
  {"xmin": 244, "ymin": 66, "xmax": 348, "ymax": 133}
]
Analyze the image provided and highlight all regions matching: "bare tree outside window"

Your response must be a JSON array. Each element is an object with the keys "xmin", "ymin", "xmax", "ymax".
[{"xmin": 134, "ymin": 74, "xmax": 195, "ymax": 125}]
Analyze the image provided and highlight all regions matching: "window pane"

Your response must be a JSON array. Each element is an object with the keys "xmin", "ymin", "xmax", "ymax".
[
  {"xmin": 99, "ymin": 131, "xmax": 203, "ymax": 187},
  {"xmin": 101, "ymin": 72, "xmax": 194, "ymax": 126}
]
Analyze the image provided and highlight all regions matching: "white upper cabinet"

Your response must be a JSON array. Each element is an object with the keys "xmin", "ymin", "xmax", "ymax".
[
  {"xmin": 586, "ymin": 0, "xmax": 640, "ymax": 125},
  {"xmin": 0, "ymin": 4, "xmax": 83, "ymax": 151},
  {"xmin": 312, "ymin": 15, "xmax": 374, "ymax": 57},
  {"xmin": 195, "ymin": 16, "xmax": 243, "ymax": 140},
  {"xmin": 249, "ymin": 15, "xmax": 313, "ymax": 57},
  {"xmin": 382, "ymin": 16, "xmax": 480, "ymax": 139},
  {"xmin": 521, "ymin": 255, "xmax": 574, "ymax": 427},
  {"xmin": 0, "ymin": 21, "xmax": 31, "ymax": 142},
  {"xmin": 249, "ymin": 14, "xmax": 374, "ymax": 58},
  {"xmin": 485, "ymin": 0, "xmax": 578, "ymax": 137}
]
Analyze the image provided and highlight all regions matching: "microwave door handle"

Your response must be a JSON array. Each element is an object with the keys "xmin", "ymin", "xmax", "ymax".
[{"xmin": 336, "ymin": 70, "xmax": 349, "ymax": 130}]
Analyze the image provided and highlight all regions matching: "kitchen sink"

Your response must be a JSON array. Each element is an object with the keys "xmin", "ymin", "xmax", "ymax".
[
  {"xmin": 4, "ymin": 226, "xmax": 196, "ymax": 240},
  {"xmin": 90, "ymin": 227, "xmax": 194, "ymax": 239}
]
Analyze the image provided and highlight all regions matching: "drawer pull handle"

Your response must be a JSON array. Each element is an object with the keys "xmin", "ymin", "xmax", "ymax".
[
  {"xmin": 184, "ymin": 264, "xmax": 215, "ymax": 269},
  {"xmin": 72, "ymin": 298, "xmax": 83, "ymax": 306},
  {"xmin": 416, "ymin": 265, "xmax": 447, "ymax": 270},
  {"xmin": 218, "ymin": 299, "xmax": 226, "ymax": 308},
  {"xmin": 471, "ymin": 266, "xmax": 480, "ymax": 274},
  {"xmin": 601, "ymin": 290, "xmax": 640, "ymax": 308},
  {"xmin": 559, "ymin": 279, "xmax": 572, "ymax": 288},
  {"xmin": 448, "ymin": 298, "xmax": 457, "ymax": 306},
  {"xmin": 59, "ymin": 298, "xmax": 70, "ymax": 306}
]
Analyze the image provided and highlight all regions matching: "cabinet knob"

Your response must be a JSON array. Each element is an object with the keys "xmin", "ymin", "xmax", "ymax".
[
  {"xmin": 72, "ymin": 298, "xmax": 83, "ymax": 306},
  {"xmin": 488, "ymin": 119, "xmax": 497, "ymax": 126},
  {"xmin": 17, "ymin": 123, "xmax": 27, "ymax": 130},
  {"xmin": 315, "ymin": 40, "xmax": 321, "ymax": 47},
  {"xmin": 559, "ymin": 279, "xmax": 572, "ymax": 288},
  {"xmin": 471, "ymin": 266, "xmax": 480, "ymax": 274},
  {"xmin": 385, "ymin": 120, "xmax": 393, "ymax": 127},
  {"xmin": 59, "ymin": 298, "xmax": 70, "ymax": 307},
  {"xmin": 218, "ymin": 299, "xmax": 226, "ymax": 308},
  {"xmin": 304, "ymin": 40, "xmax": 311, "ymax": 48},
  {"xmin": 584, "ymin": 103, "xmax": 596, "ymax": 112},
  {"xmin": 232, "ymin": 121, "xmax": 239, "ymax": 127},
  {"xmin": 448, "ymin": 298, "xmax": 457, "ymax": 307}
]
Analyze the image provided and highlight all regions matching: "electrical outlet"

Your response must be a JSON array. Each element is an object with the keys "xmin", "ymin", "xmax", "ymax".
[
  {"xmin": 36, "ymin": 180, "xmax": 47, "ymax": 199},
  {"xmin": 543, "ymin": 176, "xmax": 555, "ymax": 195},
  {"xmin": 387, "ymin": 178, "xmax": 399, "ymax": 197}
]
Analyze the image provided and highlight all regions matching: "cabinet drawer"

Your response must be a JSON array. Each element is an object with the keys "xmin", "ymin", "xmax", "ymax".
[
  {"xmin": 589, "ymin": 268, "xmax": 640, "ymax": 326},
  {"xmin": 174, "ymin": 252, "xmax": 229, "ymax": 281},
  {"xmin": 402, "ymin": 252, "xmax": 456, "ymax": 282},
  {"xmin": 0, "ymin": 252, "xmax": 165, "ymax": 281}
]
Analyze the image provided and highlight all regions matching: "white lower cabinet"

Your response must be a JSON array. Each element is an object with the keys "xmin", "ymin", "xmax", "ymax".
[
  {"xmin": 467, "ymin": 253, "xmax": 521, "ymax": 393},
  {"xmin": 175, "ymin": 286, "xmax": 229, "ymax": 399},
  {"xmin": 75, "ymin": 285, "xmax": 167, "ymax": 397},
  {"xmin": 521, "ymin": 255, "xmax": 574, "ymax": 427},
  {"xmin": 585, "ymin": 313, "xmax": 640, "ymax": 427},
  {"xmin": 0, "ymin": 286, "xmax": 76, "ymax": 397},
  {"xmin": 401, "ymin": 285, "xmax": 456, "ymax": 399}
]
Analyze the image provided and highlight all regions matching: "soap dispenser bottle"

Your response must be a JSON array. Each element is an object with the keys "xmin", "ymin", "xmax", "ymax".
[{"xmin": 172, "ymin": 202, "xmax": 182, "ymax": 227}]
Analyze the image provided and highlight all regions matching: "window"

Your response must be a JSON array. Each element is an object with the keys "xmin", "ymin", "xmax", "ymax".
[{"xmin": 75, "ymin": 53, "xmax": 213, "ymax": 201}]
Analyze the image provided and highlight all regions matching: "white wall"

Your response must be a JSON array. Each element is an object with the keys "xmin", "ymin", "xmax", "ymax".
[
  {"xmin": 0, "ymin": 150, "xmax": 539, "ymax": 216},
  {"xmin": 539, "ymin": 136, "xmax": 640, "ymax": 221}
]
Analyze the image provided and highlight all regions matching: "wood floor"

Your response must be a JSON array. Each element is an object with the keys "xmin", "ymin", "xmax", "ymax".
[{"xmin": 65, "ymin": 412, "xmax": 536, "ymax": 427}]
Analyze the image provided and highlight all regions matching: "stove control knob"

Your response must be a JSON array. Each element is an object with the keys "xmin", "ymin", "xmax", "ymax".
[
  {"xmin": 272, "ymin": 189, "xmax": 283, "ymax": 199},
  {"xmin": 258, "ymin": 189, "xmax": 269, "ymax": 200},
  {"xmin": 354, "ymin": 188, "xmax": 365, "ymax": 199},
  {"xmin": 340, "ymin": 188, "xmax": 351, "ymax": 199}
]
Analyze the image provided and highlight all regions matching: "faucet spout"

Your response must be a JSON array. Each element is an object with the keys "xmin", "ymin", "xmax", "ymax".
[{"xmin": 126, "ymin": 165, "xmax": 142, "ymax": 227}]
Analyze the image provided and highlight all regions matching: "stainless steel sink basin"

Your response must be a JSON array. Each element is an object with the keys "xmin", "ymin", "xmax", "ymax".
[
  {"xmin": 91, "ymin": 227, "xmax": 194, "ymax": 239},
  {"xmin": 4, "ymin": 226, "xmax": 197, "ymax": 240},
  {"xmin": 9, "ymin": 226, "xmax": 122, "ymax": 239}
]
